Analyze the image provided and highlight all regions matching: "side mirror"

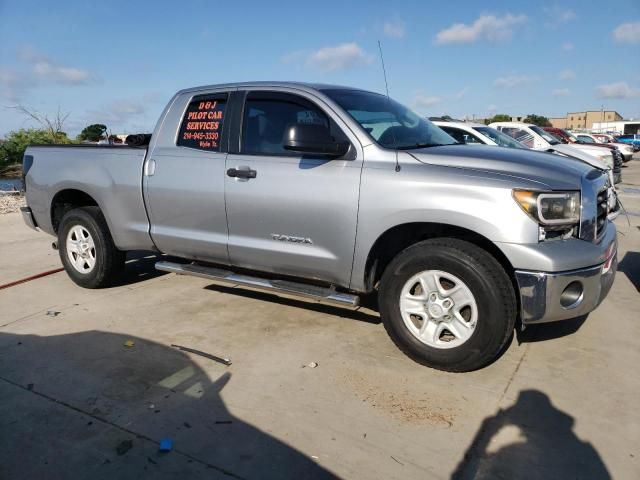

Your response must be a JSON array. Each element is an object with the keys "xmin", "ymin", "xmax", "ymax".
[{"xmin": 283, "ymin": 123, "xmax": 349, "ymax": 157}]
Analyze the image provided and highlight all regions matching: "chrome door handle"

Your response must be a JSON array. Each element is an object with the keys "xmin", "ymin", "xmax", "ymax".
[{"xmin": 227, "ymin": 167, "xmax": 257, "ymax": 179}]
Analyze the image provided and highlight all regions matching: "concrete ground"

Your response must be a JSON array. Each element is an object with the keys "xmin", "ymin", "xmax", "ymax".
[{"xmin": 1, "ymin": 156, "xmax": 639, "ymax": 480}]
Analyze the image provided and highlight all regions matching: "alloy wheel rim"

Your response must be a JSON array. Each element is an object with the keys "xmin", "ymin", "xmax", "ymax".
[
  {"xmin": 66, "ymin": 225, "xmax": 96, "ymax": 274},
  {"xmin": 399, "ymin": 269, "xmax": 478, "ymax": 349}
]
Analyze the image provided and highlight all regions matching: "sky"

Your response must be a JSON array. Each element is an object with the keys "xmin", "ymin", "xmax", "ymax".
[{"xmin": 0, "ymin": 0, "xmax": 639, "ymax": 137}]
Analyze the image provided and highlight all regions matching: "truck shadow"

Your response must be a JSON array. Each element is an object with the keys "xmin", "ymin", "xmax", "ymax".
[
  {"xmin": 112, "ymin": 251, "xmax": 187, "ymax": 287},
  {"xmin": 451, "ymin": 389, "xmax": 611, "ymax": 479},
  {"xmin": 515, "ymin": 315, "xmax": 588, "ymax": 343},
  {"xmin": 203, "ymin": 283, "xmax": 381, "ymax": 325},
  {"xmin": 0, "ymin": 330, "xmax": 337, "ymax": 479}
]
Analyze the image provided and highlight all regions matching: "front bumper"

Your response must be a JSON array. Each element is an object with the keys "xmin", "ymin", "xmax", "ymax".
[
  {"xmin": 20, "ymin": 206, "xmax": 38, "ymax": 231},
  {"xmin": 515, "ymin": 244, "xmax": 617, "ymax": 324}
]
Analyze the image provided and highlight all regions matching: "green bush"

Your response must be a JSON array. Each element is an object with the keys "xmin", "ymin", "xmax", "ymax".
[{"xmin": 0, "ymin": 129, "xmax": 72, "ymax": 166}]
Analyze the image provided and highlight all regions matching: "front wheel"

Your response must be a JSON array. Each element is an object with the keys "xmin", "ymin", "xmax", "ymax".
[
  {"xmin": 378, "ymin": 238, "xmax": 516, "ymax": 372},
  {"xmin": 58, "ymin": 207, "xmax": 126, "ymax": 288}
]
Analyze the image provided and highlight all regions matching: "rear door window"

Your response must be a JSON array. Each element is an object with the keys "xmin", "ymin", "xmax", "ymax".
[
  {"xmin": 499, "ymin": 127, "xmax": 534, "ymax": 148},
  {"xmin": 177, "ymin": 94, "xmax": 227, "ymax": 151},
  {"xmin": 440, "ymin": 127, "xmax": 465, "ymax": 143}
]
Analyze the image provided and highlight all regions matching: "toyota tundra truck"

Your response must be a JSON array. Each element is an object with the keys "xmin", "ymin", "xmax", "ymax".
[{"xmin": 20, "ymin": 82, "xmax": 618, "ymax": 372}]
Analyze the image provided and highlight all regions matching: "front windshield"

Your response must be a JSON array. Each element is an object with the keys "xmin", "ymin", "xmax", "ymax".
[
  {"xmin": 530, "ymin": 125, "xmax": 560, "ymax": 145},
  {"xmin": 323, "ymin": 89, "xmax": 457, "ymax": 149},
  {"xmin": 475, "ymin": 127, "xmax": 527, "ymax": 149},
  {"xmin": 577, "ymin": 135, "xmax": 596, "ymax": 143},
  {"xmin": 563, "ymin": 130, "xmax": 578, "ymax": 142}
]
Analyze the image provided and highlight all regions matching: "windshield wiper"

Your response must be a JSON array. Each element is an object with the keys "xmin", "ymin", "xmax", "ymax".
[{"xmin": 395, "ymin": 142, "xmax": 453, "ymax": 150}]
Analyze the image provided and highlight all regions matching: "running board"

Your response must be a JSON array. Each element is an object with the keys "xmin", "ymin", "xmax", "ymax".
[{"xmin": 155, "ymin": 261, "xmax": 359, "ymax": 307}]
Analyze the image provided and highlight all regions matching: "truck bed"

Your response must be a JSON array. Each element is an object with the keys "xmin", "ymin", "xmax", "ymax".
[{"xmin": 24, "ymin": 144, "xmax": 155, "ymax": 251}]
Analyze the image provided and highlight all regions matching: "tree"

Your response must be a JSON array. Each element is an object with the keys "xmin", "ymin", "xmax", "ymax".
[
  {"xmin": 523, "ymin": 114, "xmax": 552, "ymax": 127},
  {"xmin": 77, "ymin": 124, "xmax": 108, "ymax": 142},
  {"xmin": 9, "ymin": 105, "xmax": 71, "ymax": 140},
  {"xmin": 488, "ymin": 114, "xmax": 512, "ymax": 123},
  {"xmin": 0, "ymin": 129, "xmax": 71, "ymax": 166}
]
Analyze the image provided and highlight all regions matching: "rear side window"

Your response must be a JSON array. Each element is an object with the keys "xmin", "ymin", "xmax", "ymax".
[
  {"xmin": 500, "ymin": 127, "xmax": 534, "ymax": 148},
  {"xmin": 440, "ymin": 127, "xmax": 466, "ymax": 144},
  {"xmin": 177, "ymin": 94, "xmax": 227, "ymax": 151},
  {"xmin": 441, "ymin": 127, "xmax": 482, "ymax": 145}
]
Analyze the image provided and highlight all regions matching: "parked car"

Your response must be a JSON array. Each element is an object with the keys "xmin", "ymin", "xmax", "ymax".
[
  {"xmin": 544, "ymin": 128, "xmax": 633, "ymax": 163},
  {"xmin": 21, "ymin": 82, "xmax": 618, "ymax": 372},
  {"xmin": 437, "ymin": 120, "xmax": 619, "ymax": 185},
  {"xmin": 615, "ymin": 134, "xmax": 640, "ymax": 151},
  {"xmin": 433, "ymin": 121, "xmax": 527, "ymax": 148},
  {"xmin": 575, "ymin": 133, "xmax": 630, "ymax": 166},
  {"xmin": 591, "ymin": 133, "xmax": 627, "ymax": 147},
  {"xmin": 437, "ymin": 121, "xmax": 620, "ymax": 196},
  {"xmin": 597, "ymin": 134, "xmax": 636, "ymax": 159},
  {"xmin": 490, "ymin": 122, "xmax": 620, "ymax": 184}
]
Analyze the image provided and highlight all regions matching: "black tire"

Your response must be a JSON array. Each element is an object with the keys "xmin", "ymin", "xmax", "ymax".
[
  {"xmin": 58, "ymin": 206, "xmax": 126, "ymax": 288},
  {"xmin": 378, "ymin": 238, "xmax": 516, "ymax": 372}
]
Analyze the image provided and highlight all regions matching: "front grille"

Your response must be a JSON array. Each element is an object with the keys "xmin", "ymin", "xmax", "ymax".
[{"xmin": 596, "ymin": 189, "xmax": 608, "ymax": 237}]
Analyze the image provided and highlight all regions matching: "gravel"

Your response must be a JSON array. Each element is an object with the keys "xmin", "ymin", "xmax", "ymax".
[{"xmin": 0, "ymin": 193, "xmax": 26, "ymax": 215}]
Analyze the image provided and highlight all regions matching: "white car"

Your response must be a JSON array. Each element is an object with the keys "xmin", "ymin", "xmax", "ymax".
[
  {"xmin": 437, "ymin": 120, "xmax": 612, "ymax": 172},
  {"xmin": 488, "ymin": 122, "xmax": 614, "ymax": 171},
  {"xmin": 441, "ymin": 120, "xmax": 618, "ymax": 186},
  {"xmin": 433, "ymin": 121, "xmax": 529, "ymax": 149},
  {"xmin": 434, "ymin": 120, "xmax": 619, "ymax": 215},
  {"xmin": 577, "ymin": 133, "xmax": 634, "ymax": 162}
]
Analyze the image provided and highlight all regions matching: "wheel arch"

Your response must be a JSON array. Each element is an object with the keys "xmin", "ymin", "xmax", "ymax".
[
  {"xmin": 50, "ymin": 188, "xmax": 100, "ymax": 233},
  {"xmin": 360, "ymin": 222, "xmax": 516, "ymax": 294}
]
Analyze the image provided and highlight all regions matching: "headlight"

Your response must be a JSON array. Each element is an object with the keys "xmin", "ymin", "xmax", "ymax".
[{"xmin": 513, "ymin": 190, "xmax": 580, "ymax": 241}]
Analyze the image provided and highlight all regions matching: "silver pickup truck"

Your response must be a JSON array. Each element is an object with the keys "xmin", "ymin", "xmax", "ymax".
[{"xmin": 21, "ymin": 82, "xmax": 617, "ymax": 371}]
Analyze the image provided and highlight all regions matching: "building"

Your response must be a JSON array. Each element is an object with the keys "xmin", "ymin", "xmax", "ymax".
[
  {"xmin": 591, "ymin": 120, "xmax": 640, "ymax": 135},
  {"xmin": 549, "ymin": 111, "xmax": 623, "ymax": 130}
]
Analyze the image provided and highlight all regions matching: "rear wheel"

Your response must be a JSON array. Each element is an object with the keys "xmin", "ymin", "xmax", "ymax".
[
  {"xmin": 378, "ymin": 238, "xmax": 516, "ymax": 372},
  {"xmin": 58, "ymin": 207, "xmax": 125, "ymax": 288}
]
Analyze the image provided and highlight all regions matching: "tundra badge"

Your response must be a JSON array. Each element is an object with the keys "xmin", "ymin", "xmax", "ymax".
[{"xmin": 271, "ymin": 234, "xmax": 313, "ymax": 244}]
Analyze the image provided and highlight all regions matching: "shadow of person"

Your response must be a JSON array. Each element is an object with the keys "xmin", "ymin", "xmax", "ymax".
[
  {"xmin": 451, "ymin": 390, "xmax": 610, "ymax": 480},
  {"xmin": 0, "ymin": 331, "xmax": 336, "ymax": 479},
  {"xmin": 618, "ymin": 251, "xmax": 640, "ymax": 292}
]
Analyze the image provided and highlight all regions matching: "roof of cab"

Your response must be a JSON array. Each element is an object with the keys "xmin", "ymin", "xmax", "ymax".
[{"xmin": 176, "ymin": 81, "xmax": 366, "ymax": 96}]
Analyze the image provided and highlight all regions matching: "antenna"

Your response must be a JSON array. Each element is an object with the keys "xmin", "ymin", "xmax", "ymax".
[{"xmin": 377, "ymin": 40, "xmax": 400, "ymax": 172}]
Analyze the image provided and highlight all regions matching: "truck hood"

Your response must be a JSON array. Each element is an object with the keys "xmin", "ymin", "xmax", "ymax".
[{"xmin": 408, "ymin": 144, "xmax": 595, "ymax": 190}]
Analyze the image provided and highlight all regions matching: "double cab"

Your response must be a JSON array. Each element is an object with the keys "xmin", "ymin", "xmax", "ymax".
[{"xmin": 21, "ymin": 82, "xmax": 617, "ymax": 371}]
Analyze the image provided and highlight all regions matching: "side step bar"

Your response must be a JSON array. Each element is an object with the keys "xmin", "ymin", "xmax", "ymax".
[{"xmin": 155, "ymin": 261, "xmax": 360, "ymax": 307}]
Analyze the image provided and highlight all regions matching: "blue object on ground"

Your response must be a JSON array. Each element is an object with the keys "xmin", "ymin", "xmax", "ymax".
[{"xmin": 159, "ymin": 438, "xmax": 173, "ymax": 452}]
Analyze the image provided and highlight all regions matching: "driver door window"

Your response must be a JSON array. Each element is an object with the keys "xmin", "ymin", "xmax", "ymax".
[{"xmin": 241, "ymin": 95, "xmax": 346, "ymax": 155}]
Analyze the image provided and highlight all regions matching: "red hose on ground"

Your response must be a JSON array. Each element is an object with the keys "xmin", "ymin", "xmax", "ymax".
[{"xmin": 0, "ymin": 267, "xmax": 64, "ymax": 291}]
